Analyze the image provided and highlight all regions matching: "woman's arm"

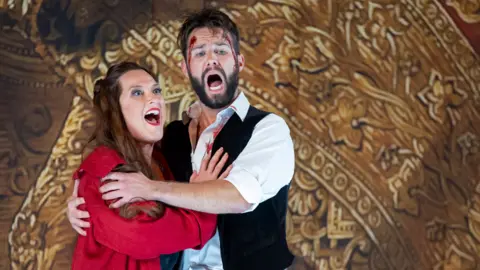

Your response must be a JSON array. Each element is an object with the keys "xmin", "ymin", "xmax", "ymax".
[{"xmin": 80, "ymin": 172, "xmax": 217, "ymax": 260}]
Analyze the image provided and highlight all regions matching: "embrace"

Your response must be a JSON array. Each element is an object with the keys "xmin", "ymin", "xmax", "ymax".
[{"xmin": 67, "ymin": 8, "xmax": 295, "ymax": 270}]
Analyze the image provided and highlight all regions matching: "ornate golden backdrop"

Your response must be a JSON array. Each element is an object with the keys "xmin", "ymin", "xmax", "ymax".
[{"xmin": 1, "ymin": 0, "xmax": 479, "ymax": 269}]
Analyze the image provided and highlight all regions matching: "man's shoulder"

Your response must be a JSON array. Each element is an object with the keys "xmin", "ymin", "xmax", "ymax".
[
  {"xmin": 162, "ymin": 120, "xmax": 190, "ymax": 150},
  {"xmin": 164, "ymin": 120, "xmax": 188, "ymax": 137},
  {"xmin": 247, "ymin": 106, "xmax": 287, "ymax": 125},
  {"xmin": 165, "ymin": 119, "xmax": 186, "ymax": 130},
  {"xmin": 256, "ymin": 112, "xmax": 290, "ymax": 133}
]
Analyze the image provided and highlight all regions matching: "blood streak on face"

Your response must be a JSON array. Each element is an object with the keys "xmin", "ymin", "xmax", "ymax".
[
  {"xmin": 225, "ymin": 35, "xmax": 238, "ymax": 65},
  {"xmin": 188, "ymin": 36, "xmax": 197, "ymax": 66}
]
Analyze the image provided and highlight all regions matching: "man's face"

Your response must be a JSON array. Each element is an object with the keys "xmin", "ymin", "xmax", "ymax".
[{"xmin": 182, "ymin": 27, "xmax": 245, "ymax": 109}]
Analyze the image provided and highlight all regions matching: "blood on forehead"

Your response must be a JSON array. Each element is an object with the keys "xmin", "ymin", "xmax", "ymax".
[
  {"xmin": 189, "ymin": 36, "xmax": 197, "ymax": 48},
  {"xmin": 186, "ymin": 30, "xmax": 238, "ymax": 66},
  {"xmin": 225, "ymin": 35, "xmax": 238, "ymax": 63},
  {"xmin": 218, "ymin": 29, "xmax": 238, "ymax": 63},
  {"xmin": 187, "ymin": 36, "xmax": 197, "ymax": 65}
]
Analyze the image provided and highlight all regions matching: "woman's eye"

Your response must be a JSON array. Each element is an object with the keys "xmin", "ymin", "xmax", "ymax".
[
  {"xmin": 131, "ymin": 89, "xmax": 143, "ymax": 96},
  {"xmin": 153, "ymin": 88, "xmax": 162, "ymax": 94}
]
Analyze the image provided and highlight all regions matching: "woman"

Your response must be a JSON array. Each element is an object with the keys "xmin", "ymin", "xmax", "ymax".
[{"xmin": 71, "ymin": 62, "xmax": 229, "ymax": 270}]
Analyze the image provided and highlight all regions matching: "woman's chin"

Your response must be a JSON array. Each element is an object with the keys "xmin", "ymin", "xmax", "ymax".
[
  {"xmin": 133, "ymin": 134, "xmax": 163, "ymax": 146},
  {"xmin": 131, "ymin": 125, "xmax": 164, "ymax": 143}
]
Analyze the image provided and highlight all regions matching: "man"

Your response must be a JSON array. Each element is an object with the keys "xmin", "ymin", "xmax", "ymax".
[{"xmin": 67, "ymin": 8, "xmax": 295, "ymax": 270}]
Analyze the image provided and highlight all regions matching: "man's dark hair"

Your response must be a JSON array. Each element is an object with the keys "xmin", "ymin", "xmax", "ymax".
[{"xmin": 177, "ymin": 8, "xmax": 240, "ymax": 60}]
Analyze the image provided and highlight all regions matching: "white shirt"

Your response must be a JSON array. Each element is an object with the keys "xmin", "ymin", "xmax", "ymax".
[{"xmin": 180, "ymin": 92, "xmax": 295, "ymax": 270}]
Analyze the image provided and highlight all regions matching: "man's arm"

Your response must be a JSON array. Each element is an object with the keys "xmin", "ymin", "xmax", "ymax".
[
  {"xmin": 101, "ymin": 114, "xmax": 295, "ymax": 214},
  {"xmin": 100, "ymin": 156, "xmax": 248, "ymax": 214},
  {"xmin": 151, "ymin": 179, "xmax": 252, "ymax": 214}
]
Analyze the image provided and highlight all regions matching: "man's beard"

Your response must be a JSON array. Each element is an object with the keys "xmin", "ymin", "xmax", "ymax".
[{"xmin": 188, "ymin": 66, "xmax": 239, "ymax": 109}]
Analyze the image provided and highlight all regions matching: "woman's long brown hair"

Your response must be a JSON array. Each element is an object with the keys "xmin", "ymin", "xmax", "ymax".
[{"xmin": 86, "ymin": 62, "xmax": 165, "ymax": 219}]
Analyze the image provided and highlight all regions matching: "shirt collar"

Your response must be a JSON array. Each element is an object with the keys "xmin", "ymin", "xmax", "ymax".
[
  {"xmin": 224, "ymin": 91, "xmax": 250, "ymax": 121},
  {"xmin": 185, "ymin": 92, "xmax": 251, "ymax": 123}
]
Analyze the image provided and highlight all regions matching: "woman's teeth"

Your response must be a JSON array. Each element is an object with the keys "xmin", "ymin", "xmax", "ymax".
[
  {"xmin": 145, "ymin": 110, "xmax": 161, "ymax": 125},
  {"xmin": 147, "ymin": 110, "xmax": 159, "ymax": 116}
]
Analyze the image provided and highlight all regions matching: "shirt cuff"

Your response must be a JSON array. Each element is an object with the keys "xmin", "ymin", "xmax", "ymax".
[{"xmin": 224, "ymin": 169, "xmax": 262, "ymax": 213}]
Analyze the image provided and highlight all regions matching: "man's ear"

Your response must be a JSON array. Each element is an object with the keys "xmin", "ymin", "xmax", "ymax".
[
  {"xmin": 181, "ymin": 60, "xmax": 188, "ymax": 77},
  {"xmin": 237, "ymin": 54, "xmax": 245, "ymax": 72}
]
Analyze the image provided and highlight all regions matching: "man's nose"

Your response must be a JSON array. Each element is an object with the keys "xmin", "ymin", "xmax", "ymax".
[
  {"xmin": 206, "ymin": 51, "xmax": 219, "ymax": 67},
  {"xmin": 206, "ymin": 58, "xmax": 219, "ymax": 67}
]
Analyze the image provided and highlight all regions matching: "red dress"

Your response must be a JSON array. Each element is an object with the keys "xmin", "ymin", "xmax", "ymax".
[{"xmin": 71, "ymin": 146, "xmax": 216, "ymax": 270}]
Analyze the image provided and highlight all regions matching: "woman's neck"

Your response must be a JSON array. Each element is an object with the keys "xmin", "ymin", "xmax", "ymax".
[
  {"xmin": 140, "ymin": 143, "xmax": 154, "ymax": 165},
  {"xmin": 141, "ymin": 142, "xmax": 164, "ymax": 180}
]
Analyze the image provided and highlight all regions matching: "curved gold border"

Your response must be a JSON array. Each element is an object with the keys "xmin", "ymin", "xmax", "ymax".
[{"xmin": 5, "ymin": 0, "xmax": 480, "ymax": 269}]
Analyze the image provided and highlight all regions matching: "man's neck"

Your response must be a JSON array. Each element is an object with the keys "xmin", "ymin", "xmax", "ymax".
[
  {"xmin": 196, "ymin": 105, "xmax": 220, "ymax": 136},
  {"xmin": 199, "ymin": 104, "xmax": 220, "ymax": 127},
  {"xmin": 198, "ymin": 91, "xmax": 240, "ymax": 130}
]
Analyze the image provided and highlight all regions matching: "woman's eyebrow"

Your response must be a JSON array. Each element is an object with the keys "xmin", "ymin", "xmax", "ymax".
[{"xmin": 129, "ymin": 85, "xmax": 143, "ymax": 89}]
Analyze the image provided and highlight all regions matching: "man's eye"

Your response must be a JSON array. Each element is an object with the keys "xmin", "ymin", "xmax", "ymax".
[
  {"xmin": 195, "ymin": 51, "xmax": 206, "ymax": 57},
  {"xmin": 132, "ymin": 89, "xmax": 143, "ymax": 96},
  {"xmin": 216, "ymin": 49, "xmax": 227, "ymax": 55}
]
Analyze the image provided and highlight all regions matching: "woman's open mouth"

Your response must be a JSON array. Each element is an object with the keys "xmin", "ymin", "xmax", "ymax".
[{"xmin": 144, "ymin": 108, "xmax": 161, "ymax": 126}]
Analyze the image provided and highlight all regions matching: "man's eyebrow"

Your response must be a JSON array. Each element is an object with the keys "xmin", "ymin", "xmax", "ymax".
[
  {"xmin": 214, "ymin": 42, "xmax": 230, "ymax": 46},
  {"xmin": 191, "ymin": 44, "xmax": 206, "ymax": 50}
]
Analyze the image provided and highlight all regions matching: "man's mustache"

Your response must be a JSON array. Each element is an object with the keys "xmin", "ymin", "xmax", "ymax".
[{"xmin": 201, "ymin": 67, "xmax": 227, "ymax": 82}]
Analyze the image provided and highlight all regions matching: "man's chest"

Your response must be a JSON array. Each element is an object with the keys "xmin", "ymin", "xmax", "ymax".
[{"xmin": 190, "ymin": 116, "xmax": 230, "ymax": 171}]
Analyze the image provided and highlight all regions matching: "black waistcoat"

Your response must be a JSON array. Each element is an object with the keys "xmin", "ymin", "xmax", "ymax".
[{"xmin": 161, "ymin": 106, "xmax": 294, "ymax": 270}]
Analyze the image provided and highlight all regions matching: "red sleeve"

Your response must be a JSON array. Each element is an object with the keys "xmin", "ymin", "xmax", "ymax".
[{"xmin": 79, "ymin": 172, "xmax": 217, "ymax": 260}]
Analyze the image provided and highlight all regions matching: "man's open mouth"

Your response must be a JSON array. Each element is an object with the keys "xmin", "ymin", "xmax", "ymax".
[
  {"xmin": 144, "ymin": 108, "xmax": 161, "ymax": 126},
  {"xmin": 206, "ymin": 73, "xmax": 224, "ymax": 91}
]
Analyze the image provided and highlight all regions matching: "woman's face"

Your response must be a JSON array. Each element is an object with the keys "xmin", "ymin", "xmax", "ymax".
[{"xmin": 118, "ymin": 69, "xmax": 165, "ymax": 144}]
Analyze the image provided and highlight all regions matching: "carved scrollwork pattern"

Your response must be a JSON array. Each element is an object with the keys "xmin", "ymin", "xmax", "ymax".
[
  {"xmin": 1, "ymin": 0, "xmax": 479, "ymax": 269},
  {"xmin": 446, "ymin": 0, "xmax": 480, "ymax": 23}
]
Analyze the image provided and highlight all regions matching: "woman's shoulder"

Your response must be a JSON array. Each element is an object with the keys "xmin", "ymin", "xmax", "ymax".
[
  {"xmin": 152, "ymin": 146, "xmax": 175, "ymax": 181},
  {"xmin": 75, "ymin": 145, "xmax": 125, "ymax": 179}
]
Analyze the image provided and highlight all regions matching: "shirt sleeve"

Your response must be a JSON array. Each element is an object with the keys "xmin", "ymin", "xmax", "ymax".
[
  {"xmin": 79, "ymin": 173, "xmax": 217, "ymax": 259},
  {"xmin": 223, "ymin": 114, "xmax": 295, "ymax": 213}
]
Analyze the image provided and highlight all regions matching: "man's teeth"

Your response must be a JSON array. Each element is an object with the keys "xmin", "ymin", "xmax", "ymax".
[{"xmin": 210, "ymin": 84, "xmax": 222, "ymax": 91}]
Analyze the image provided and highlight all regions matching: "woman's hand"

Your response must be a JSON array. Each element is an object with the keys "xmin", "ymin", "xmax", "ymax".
[
  {"xmin": 190, "ymin": 147, "xmax": 232, "ymax": 183},
  {"xmin": 66, "ymin": 179, "xmax": 91, "ymax": 236}
]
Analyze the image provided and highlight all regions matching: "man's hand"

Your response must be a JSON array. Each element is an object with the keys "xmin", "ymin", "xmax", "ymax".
[
  {"xmin": 67, "ymin": 179, "xmax": 90, "ymax": 236},
  {"xmin": 190, "ymin": 147, "xmax": 232, "ymax": 183},
  {"xmin": 100, "ymin": 171, "xmax": 156, "ymax": 208}
]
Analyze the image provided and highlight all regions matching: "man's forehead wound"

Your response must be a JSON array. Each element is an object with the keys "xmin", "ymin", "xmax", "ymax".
[
  {"xmin": 186, "ymin": 29, "xmax": 237, "ymax": 60},
  {"xmin": 189, "ymin": 36, "xmax": 197, "ymax": 47},
  {"xmin": 190, "ymin": 28, "xmax": 231, "ymax": 41},
  {"xmin": 224, "ymin": 34, "xmax": 238, "ymax": 62},
  {"xmin": 187, "ymin": 36, "xmax": 197, "ymax": 65}
]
